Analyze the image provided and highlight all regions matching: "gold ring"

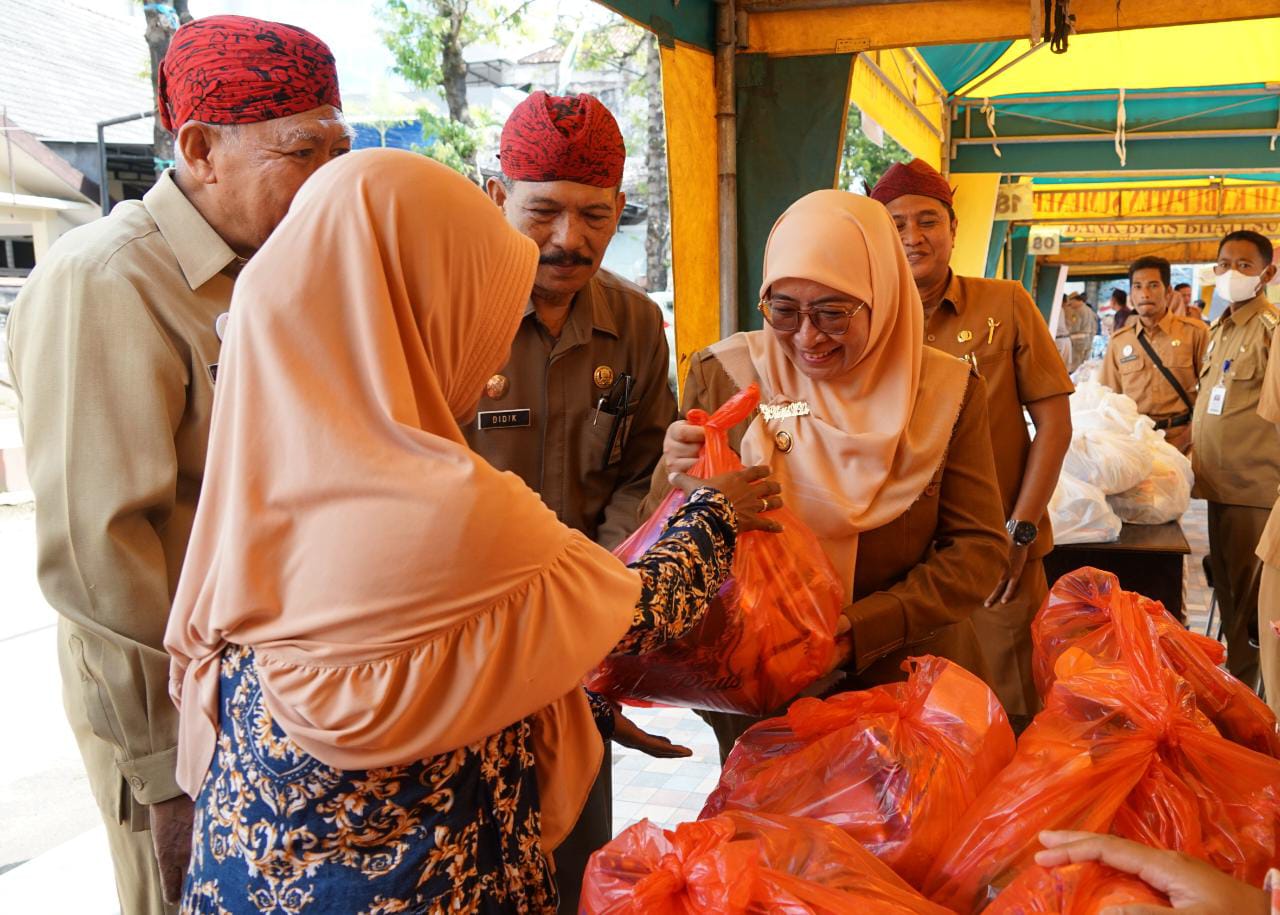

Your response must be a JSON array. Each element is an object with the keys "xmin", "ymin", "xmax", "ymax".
[{"xmin": 759, "ymin": 497, "xmax": 770, "ymax": 513}]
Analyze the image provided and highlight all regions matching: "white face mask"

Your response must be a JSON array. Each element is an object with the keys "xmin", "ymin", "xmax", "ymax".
[{"xmin": 1215, "ymin": 269, "xmax": 1263, "ymax": 304}]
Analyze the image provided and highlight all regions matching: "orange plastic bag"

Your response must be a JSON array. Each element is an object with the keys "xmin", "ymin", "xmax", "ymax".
[
  {"xmin": 700, "ymin": 656, "xmax": 1015, "ymax": 886},
  {"xmin": 924, "ymin": 589, "xmax": 1280, "ymax": 914},
  {"xmin": 1032, "ymin": 567, "xmax": 1280, "ymax": 757},
  {"xmin": 983, "ymin": 862, "xmax": 1168, "ymax": 914},
  {"xmin": 586, "ymin": 385, "xmax": 843, "ymax": 716},
  {"xmin": 581, "ymin": 809, "xmax": 953, "ymax": 915}
]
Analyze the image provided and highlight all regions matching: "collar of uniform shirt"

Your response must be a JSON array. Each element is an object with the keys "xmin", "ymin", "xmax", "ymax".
[
  {"xmin": 935, "ymin": 270, "xmax": 968, "ymax": 318},
  {"xmin": 1139, "ymin": 310, "xmax": 1175, "ymax": 338},
  {"xmin": 521, "ymin": 275, "xmax": 621, "ymax": 341},
  {"xmin": 1223, "ymin": 294, "xmax": 1271, "ymax": 326},
  {"xmin": 144, "ymin": 169, "xmax": 241, "ymax": 290}
]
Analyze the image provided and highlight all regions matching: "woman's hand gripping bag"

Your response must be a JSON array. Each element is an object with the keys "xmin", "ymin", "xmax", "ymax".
[
  {"xmin": 982, "ymin": 862, "xmax": 1168, "ymax": 914},
  {"xmin": 1032, "ymin": 567, "xmax": 1280, "ymax": 758},
  {"xmin": 699, "ymin": 656, "xmax": 1015, "ymax": 886},
  {"xmin": 586, "ymin": 385, "xmax": 843, "ymax": 716},
  {"xmin": 923, "ymin": 590, "xmax": 1280, "ymax": 914},
  {"xmin": 581, "ymin": 809, "xmax": 954, "ymax": 915}
]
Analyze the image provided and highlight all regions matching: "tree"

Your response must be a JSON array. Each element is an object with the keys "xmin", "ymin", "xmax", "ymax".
[
  {"xmin": 641, "ymin": 35, "xmax": 669, "ymax": 293},
  {"xmin": 381, "ymin": 0, "xmax": 529, "ymax": 179},
  {"xmin": 142, "ymin": 1, "xmax": 193, "ymax": 168},
  {"xmin": 839, "ymin": 105, "xmax": 911, "ymax": 193}
]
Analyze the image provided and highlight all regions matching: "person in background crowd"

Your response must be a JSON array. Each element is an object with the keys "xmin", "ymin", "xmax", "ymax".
[
  {"xmin": 465, "ymin": 90, "xmax": 677, "ymax": 913},
  {"xmin": 1109, "ymin": 287, "xmax": 1133, "ymax": 332},
  {"xmin": 1036, "ymin": 831, "xmax": 1275, "ymax": 915},
  {"xmin": 1098, "ymin": 256, "xmax": 1208, "ymax": 453},
  {"xmin": 5, "ymin": 16, "xmax": 350, "ymax": 911},
  {"xmin": 871, "ymin": 159, "xmax": 1073, "ymax": 730},
  {"xmin": 1057, "ymin": 292, "xmax": 1099, "ymax": 373},
  {"xmin": 1193, "ymin": 230, "xmax": 1280, "ymax": 686},
  {"xmin": 1171, "ymin": 282, "xmax": 1207, "ymax": 322},
  {"xmin": 654, "ymin": 189, "xmax": 1008, "ymax": 762},
  {"xmin": 165, "ymin": 149, "xmax": 776, "ymax": 914}
]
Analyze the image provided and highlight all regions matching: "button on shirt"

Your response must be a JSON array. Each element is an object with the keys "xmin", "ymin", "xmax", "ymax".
[
  {"xmin": 1192, "ymin": 295, "xmax": 1280, "ymax": 508},
  {"xmin": 7, "ymin": 170, "xmax": 236, "ymax": 811},
  {"xmin": 463, "ymin": 269, "xmax": 676, "ymax": 548},
  {"xmin": 924, "ymin": 273, "xmax": 1075, "ymax": 559},
  {"xmin": 1097, "ymin": 311, "xmax": 1209, "ymax": 451}
]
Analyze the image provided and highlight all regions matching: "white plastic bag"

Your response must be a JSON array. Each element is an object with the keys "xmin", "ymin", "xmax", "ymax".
[
  {"xmin": 1108, "ymin": 441, "xmax": 1193, "ymax": 525},
  {"xmin": 1050, "ymin": 472, "xmax": 1122, "ymax": 544},
  {"xmin": 1062, "ymin": 428, "xmax": 1153, "ymax": 495}
]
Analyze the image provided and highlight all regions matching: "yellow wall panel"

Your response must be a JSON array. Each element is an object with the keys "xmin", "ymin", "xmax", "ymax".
[
  {"xmin": 660, "ymin": 42, "xmax": 721, "ymax": 390},
  {"xmin": 952, "ymin": 173, "xmax": 1001, "ymax": 277},
  {"xmin": 848, "ymin": 50, "xmax": 945, "ymax": 167}
]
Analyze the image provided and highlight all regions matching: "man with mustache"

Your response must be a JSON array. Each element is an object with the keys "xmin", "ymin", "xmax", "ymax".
[
  {"xmin": 1098, "ymin": 256, "xmax": 1208, "ymax": 454},
  {"xmin": 466, "ymin": 90, "xmax": 677, "ymax": 914},
  {"xmin": 871, "ymin": 159, "xmax": 1073, "ymax": 731}
]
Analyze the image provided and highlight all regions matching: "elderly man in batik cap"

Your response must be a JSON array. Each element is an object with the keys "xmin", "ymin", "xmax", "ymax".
[
  {"xmin": 7, "ymin": 15, "xmax": 350, "ymax": 910},
  {"xmin": 465, "ymin": 90, "xmax": 677, "ymax": 913}
]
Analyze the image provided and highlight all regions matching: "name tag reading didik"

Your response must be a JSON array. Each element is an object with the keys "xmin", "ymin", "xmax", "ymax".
[{"xmin": 477, "ymin": 408, "xmax": 531, "ymax": 430}]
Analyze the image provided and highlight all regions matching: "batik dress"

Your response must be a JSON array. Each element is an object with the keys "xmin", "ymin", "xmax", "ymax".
[{"xmin": 181, "ymin": 488, "xmax": 736, "ymax": 914}]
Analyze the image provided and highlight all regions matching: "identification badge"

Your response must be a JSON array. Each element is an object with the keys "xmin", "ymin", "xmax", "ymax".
[
  {"xmin": 477, "ymin": 408, "xmax": 531, "ymax": 430},
  {"xmin": 1207, "ymin": 384, "xmax": 1227, "ymax": 416},
  {"xmin": 1120, "ymin": 354, "xmax": 1138, "ymax": 363}
]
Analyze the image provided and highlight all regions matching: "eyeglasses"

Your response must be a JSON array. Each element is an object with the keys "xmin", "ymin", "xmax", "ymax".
[{"xmin": 758, "ymin": 298, "xmax": 868, "ymax": 335}]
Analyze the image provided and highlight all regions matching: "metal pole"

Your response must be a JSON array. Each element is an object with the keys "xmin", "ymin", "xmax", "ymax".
[
  {"xmin": 955, "ymin": 41, "xmax": 1047, "ymax": 99},
  {"xmin": 95, "ymin": 110, "xmax": 156, "ymax": 216},
  {"xmin": 715, "ymin": 0, "xmax": 739, "ymax": 338},
  {"xmin": 953, "ymin": 127, "xmax": 1280, "ymax": 145},
  {"xmin": 954, "ymin": 86, "xmax": 1280, "ymax": 108}
]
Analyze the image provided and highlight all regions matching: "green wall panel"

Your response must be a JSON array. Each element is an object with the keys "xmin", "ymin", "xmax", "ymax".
[{"xmin": 735, "ymin": 53, "xmax": 854, "ymax": 329}]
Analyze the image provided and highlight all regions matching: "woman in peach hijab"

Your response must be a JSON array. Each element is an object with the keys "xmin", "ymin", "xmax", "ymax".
[
  {"xmin": 651, "ymin": 190, "xmax": 1008, "ymax": 761},
  {"xmin": 165, "ymin": 149, "xmax": 775, "ymax": 913}
]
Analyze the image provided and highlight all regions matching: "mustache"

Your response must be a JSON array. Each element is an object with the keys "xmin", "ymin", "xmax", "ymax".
[{"xmin": 539, "ymin": 250, "xmax": 593, "ymax": 268}]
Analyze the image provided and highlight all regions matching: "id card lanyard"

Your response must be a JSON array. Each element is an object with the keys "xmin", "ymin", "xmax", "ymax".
[{"xmin": 1207, "ymin": 359, "xmax": 1232, "ymax": 416}]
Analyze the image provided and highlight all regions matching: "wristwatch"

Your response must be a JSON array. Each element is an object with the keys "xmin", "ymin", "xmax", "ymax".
[{"xmin": 1006, "ymin": 519, "xmax": 1038, "ymax": 547}]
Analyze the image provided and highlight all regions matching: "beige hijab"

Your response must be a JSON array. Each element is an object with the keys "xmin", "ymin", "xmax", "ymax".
[
  {"xmin": 165, "ymin": 149, "xmax": 639, "ymax": 850},
  {"xmin": 711, "ymin": 190, "xmax": 969, "ymax": 592}
]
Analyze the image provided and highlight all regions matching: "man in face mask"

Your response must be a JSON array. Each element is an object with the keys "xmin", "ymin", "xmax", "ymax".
[
  {"xmin": 1192, "ymin": 230, "xmax": 1280, "ymax": 685},
  {"xmin": 466, "ymin": 90, "xmax": 678, "ymax": 914}
]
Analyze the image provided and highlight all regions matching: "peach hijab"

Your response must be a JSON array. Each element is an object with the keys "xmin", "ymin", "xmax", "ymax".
[
  {"xmin": 164, "ymin": 149, "xmax": 639, "ymax": 849},
  {"xmin": 711, "ymin": 190, "xmax": 969, "ymax": 591}
]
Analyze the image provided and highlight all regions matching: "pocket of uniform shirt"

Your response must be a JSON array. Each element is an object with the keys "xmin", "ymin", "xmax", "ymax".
[
  {"xmin": 1233, "ymin": 353, "xmax": 1261, "ymax": 383},
  {"xmin": 1120, "ymin": 356, "xmax": 1146, "ymax": 375},
  {"xmin": 1166, "ymin": 351, "xmax": 1193, "ymax": 369}
]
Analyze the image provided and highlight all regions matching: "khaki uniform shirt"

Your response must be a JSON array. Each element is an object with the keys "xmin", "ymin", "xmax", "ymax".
[
  {"xmin": 925, "ymin": 274, "xmax": 1076, "ymax": 560},
  {"xmin": 1057, "ymin": 301, "xmax": 1099, "ymax": 373},
  {"xmin": 644, "ymin": 348, "xmax": 1007, "ymax": 684},
  {"xmin": 1097, "ymin": 311, "xmax": 1209, "ymax": 452},
  {"xmin": 1254, "ymin": 337, "xmax": 1280, "ymax": 564},
  {"xmin": 463, "ymin": 269, "xmax": 675, "ymax": 548},
  {"xmin": 7, "ymin": 171, "xmax": 234, "ymax": 812},
  {"xmin": 1192, "ymin": 295, "xmax": 1280, "ymax": 508}
]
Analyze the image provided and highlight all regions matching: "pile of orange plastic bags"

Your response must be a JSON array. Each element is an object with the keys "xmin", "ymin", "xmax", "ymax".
[
  {"xmin": 586, "ymin": 384, "xmax": 844, "ymax": 717},
  {"xmin": 700, "ymin": 657, "xmax": 1015, "ymax": 886}
]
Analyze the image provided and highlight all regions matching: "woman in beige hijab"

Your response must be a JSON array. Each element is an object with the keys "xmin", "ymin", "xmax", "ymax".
[
  {"xmin": 165, "ymin": 149, "xmax": 775, "ymax": 914},
  {"xmin": 652, "ymin": 190, "xmax": 1008, "ymax": 761}
]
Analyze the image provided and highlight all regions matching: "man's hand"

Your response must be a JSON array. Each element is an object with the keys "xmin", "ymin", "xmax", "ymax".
[
  {"xmin": 663, "ymin": 420, "xmax": 705, "ymax": 474},
  {"xmin": 611, "ymin": 706, "xmax": 692, "ymax": 758},
  {"xmin": 1035, "ymin": 830, "xmax": 1269, "ymax": 914},
  {"xmin": 985, "ymin": 542, "xmax": 1030, "ymax": 607},
  {"xmin": 150, "ymin": 794, "xmax": 196, "ymax": 904}
]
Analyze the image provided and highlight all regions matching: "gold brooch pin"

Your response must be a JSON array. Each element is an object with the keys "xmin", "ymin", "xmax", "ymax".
[
  {"xmin": 774, "ymin": 430, "xmax": 794, "ymax": 453},
  {"xmin": 485, "ymin": 374, "xmax": 510, "ymax": 400},
  {"xmin": 957, "ymin": 330, "xmax": 973, "ymax": 343},
  {"xmin": 593, "ymin": 365, "xmax": 615, "ymax": 389},
  {"xmin": 1171, "ymin": 339, "xmax": 1182, "ymax": 347},
  {"xmin": 987, "ymin": 317, "xmax": 1002, "ymax": 344}
]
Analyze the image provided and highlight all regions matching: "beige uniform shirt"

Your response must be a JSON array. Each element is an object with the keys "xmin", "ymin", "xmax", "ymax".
[
  {"xmin": 1192, "ymin": 295, "xmax": 1280, "ymax": 508},
  {"xmin": 1255, "ymin": 333, "xmax": 1280, "ymax": 564},
  {"xmin": 463, "ymin": 269, "xmax": 675, "ymax": 548},
  {"xmin": 924, "ymin": 274, "xmax": 1075, "ymax": 560},
  {"xmin": 7, "ymin": 171, "xmax": 235, "ymax": 810},
  {"xmin": 1097, "ymin": 312, "xmax": 1209, "ymax": 452}
]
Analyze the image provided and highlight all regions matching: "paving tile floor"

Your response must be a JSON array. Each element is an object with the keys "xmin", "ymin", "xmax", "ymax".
[{"xmin": 612, "ymin": 499, "xmax": 1219, "ymax": 836}]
